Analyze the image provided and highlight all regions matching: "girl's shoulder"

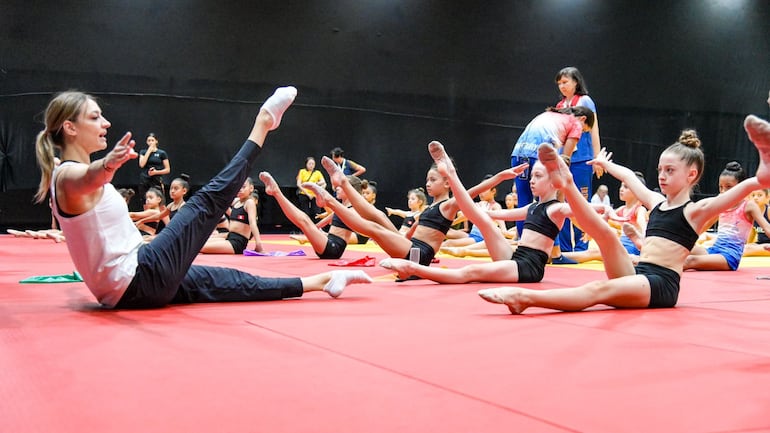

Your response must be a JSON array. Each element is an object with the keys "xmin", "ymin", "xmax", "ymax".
[{"xmin": 743, "ymin": 199, "xmax": 759, "ymax": 215}]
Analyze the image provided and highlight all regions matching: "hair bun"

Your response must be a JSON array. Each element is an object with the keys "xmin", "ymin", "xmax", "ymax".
[
  {"xmin": 724, "ymin": 161, "xmax": 743, "ymax": 172},
  {"xmin": 678, "ymin": 129, "xmax": 701, "ymax": 148}
]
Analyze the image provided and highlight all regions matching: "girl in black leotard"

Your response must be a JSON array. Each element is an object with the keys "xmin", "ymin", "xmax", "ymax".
[
  {"xmin": 133, "ymin": 174, "xmax": 190, "ymax": 241},
  {"xmin": 386, "ymin": 188, "xmax": 428, "ymax": 235},
  {"xmin": 304, "ymin": 152, "xmax": 513, "ymax": 267},
  {"xmin": 260, "ymin": 171, "xmax": 364, "ymax": 260},
  {"xmin": 200, "ymin": 177, "xmax": 263, "ymax": 254},
  {"xmin": 480, "ymin": 120, "xmax": 770, "ymax": 314},
  {"xmin": 379, "ymin": 142, "xmax": 593, "ymax": 284},
  {"xmin": 129, "ymin": 187, "xmax": 163, "ymax": 239}
]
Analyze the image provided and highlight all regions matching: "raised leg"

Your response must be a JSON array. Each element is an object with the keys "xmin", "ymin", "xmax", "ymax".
[
  {"xmin": 320, "ymin": 156, "xmax": 397, "ymax": 230},
  {"xmin": 538, "ymin": 144, "xmax": 634, "ymax": 279},
  {"xmin": 260, "ymin": 172, "xmax": 329, "ymax": 255},
  {"xmin": 304, "ymin": 182, "xmax": 412, "ymax": 258},
  {"xmin": 622, "ymin": 223, "xmax": 644, "ymax": 250},
  {"xmin": 428, "ymin": 141, "xmax": 512, "ymax": 261},
  {"xmin": 744, "ymin": 115, "xmax": 770, "ymax": 186},
  {"xmin": 136, "ymin": 87, "xmax": 297, "ymax": 304}
]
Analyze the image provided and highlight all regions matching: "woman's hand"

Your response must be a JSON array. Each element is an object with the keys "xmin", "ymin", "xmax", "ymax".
[{"xmin": 104, "ymin": 132, "xmax": 139, "ymax": 172}]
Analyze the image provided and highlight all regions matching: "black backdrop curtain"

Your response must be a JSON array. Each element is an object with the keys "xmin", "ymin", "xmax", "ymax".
[{"xmin": 1, "ymin": 0, "xmax": 769, "ymax": 228}]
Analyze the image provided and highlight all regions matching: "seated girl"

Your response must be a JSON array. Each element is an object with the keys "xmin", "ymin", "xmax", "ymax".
[
  {"xmin": 128, "ymin": 187, "xmax": 163, "ymax": 239},
  {"xmin": 303, "ymin": 153, "xmax": 509, "ymax": 267},
  {"xmin": 684, "ymin": 161, "xmax": 770, "ymax": 270},
  {"xmin": 386, "ymin": 187, "xmax": 428, "ymax": 235},
  {"xmin": 200, "ymin": 177, "xmax": 263, "ymax": 254},
  {"xmin": 260, "ymin": 172, "xmax": 365, "ymax": 259}
]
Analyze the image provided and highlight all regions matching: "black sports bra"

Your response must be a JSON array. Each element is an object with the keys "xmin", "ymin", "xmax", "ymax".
[
  {"xmin": 401, "ymin": 215, "xmax": 417, "ymax": 229},
  {"xmin": 229, "ymin": 204, "xmax": 250, "ymax": 225},
  {"xmin": 331, "ymin": 211, "xmax": 353, "ymax": 231},
  {"xmin": 645, "ymin": 201, "xmax": 699, "ymax": 250},
  {"xmin": 523, "ymin": 199, "xmax": 560, "ymax": 240},
  {"xmin": 417, "ymin": 200, "xmax": 453, "ymax": 234}
]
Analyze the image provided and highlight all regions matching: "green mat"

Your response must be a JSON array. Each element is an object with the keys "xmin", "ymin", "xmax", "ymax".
[{"xmin": 19, "ymin": 271, "xmax": 83, "ymax": 284}]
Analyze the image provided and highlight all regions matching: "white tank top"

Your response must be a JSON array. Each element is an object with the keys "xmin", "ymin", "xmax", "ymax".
[{"xmin": 51, "ymin": 162, "xmax": 144, "ymax": 307}]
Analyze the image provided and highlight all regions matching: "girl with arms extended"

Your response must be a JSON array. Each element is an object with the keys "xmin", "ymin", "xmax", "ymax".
[
  {"xmin": 683, "ymin": 161, "xmax": 770, "ymax": 271},
  {"xmin": 260, "ymin": 171, "xmax": 364, "ymax": 259},
  {"xmin": 480, "ymin": 117, "xmax": 770, "ymax": 314},
  {"xmin": 304, "ymin": 153, "xmax": 512, "ymax": 267},
  {"xmin": 379, "ymin": 141, "xmax": 576, "ymax": 285}
]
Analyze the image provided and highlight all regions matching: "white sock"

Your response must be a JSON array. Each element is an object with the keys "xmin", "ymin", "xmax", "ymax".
[
  {"xmin": 261, "ymin": 86, "xmax": 297, "ymax": 130},
  {"xmin": 323, "ymin": 270, "xmax": 373, "ymax": 298}
]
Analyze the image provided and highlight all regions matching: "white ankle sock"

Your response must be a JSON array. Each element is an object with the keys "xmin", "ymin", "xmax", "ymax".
[
  {"xmin": 323, "ymin": 270, "xmax": 373, "ymax": 298},
  {"xmin": 261, "ymin": 86, "xmax": 297, "ymax": 130}
]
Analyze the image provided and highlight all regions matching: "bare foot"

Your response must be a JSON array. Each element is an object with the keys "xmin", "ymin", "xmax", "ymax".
[
  {"xmin": 302, "ymin": 182, "xmax": 332, "ymax": 208},
  {"xmin": 321, "ymin": 156, "xmax": 345, "ymax": 188},
  {"xmin": 379, "ymin": 258, "xmax": 416, "ymax": 280},
  {"xmin": 427, "ymin": 141, "xmax": 456, "ymax": 176},
  {"xmin": 261, "ymin": 86, "xmax": 297, "ymax": 130},
  {"xmin": 289, "ymin": 234, "xmax": 309, "ymax": 245},
  {"xmin": 439, "ymin": 246, "xmax": 466, "ymax": 257},
  {"xmin": 259, "ymin": 172, "xmax": 280, "ymax": 196},
  {"xmin": 621, "ymin": 222, "xmax": 643, "ymax": 249},
  {"xmin": 744, "ymin": 115, "xmax": 770, "ymax": 185},
  {"xmin": 477, "ymin": 287, "xmax": 529, "ymax": 314},
  {"xmin": 537, "ymin": 144, "xmax": 572, "ymax": 189}
]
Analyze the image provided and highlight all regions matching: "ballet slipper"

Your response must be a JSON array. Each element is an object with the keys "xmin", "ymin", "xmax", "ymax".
[{"xmin": 259, "ymin": 172, "xmax": 280, "ymax": 196}]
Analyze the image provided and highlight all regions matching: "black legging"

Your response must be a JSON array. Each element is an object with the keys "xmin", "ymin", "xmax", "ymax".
[{"xmin": 116, "ymin": 140, "xmax": 302, "ymax": 308}]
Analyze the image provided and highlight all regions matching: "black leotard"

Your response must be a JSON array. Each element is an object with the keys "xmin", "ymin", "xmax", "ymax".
[
  {"xmin": 522, "ymin": 199, "xmax": 560, "ymax": 239},
  {"xmin": 331, "ymin": 211, "xmax": 353, "ymax": 231},
  {"xmin": 645, "ymin": 201, "xmax": 698, "ymax": 250},
  {"xmin": 229, "ymin": 204, "xmax": 250, "ymax": 226},
  {"xmin": 417, "ymin": 200, "xmax": 453, "ymax": 233}
]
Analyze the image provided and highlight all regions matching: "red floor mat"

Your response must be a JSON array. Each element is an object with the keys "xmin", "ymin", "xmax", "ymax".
[{"xmin": 2, "ymin": 234, "xmax": 770, "ymax": 432}]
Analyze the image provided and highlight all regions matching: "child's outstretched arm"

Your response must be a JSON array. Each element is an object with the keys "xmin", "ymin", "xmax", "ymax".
[
  {"xmin": 588, "ymin": 148, "xmax": 662, "ymax": 210},
  {"xmin": 466, "ymin": 163, "xmax": 529, "ymax": 198}
]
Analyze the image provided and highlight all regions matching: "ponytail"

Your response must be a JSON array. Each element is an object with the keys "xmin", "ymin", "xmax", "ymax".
[
  {"xmin": 34, "ymin": 129, "xmax": 58, "ymax": 203},
  {"xmin": 34, "ymin": 91, "xmax": 92, "ymax": 203}
]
